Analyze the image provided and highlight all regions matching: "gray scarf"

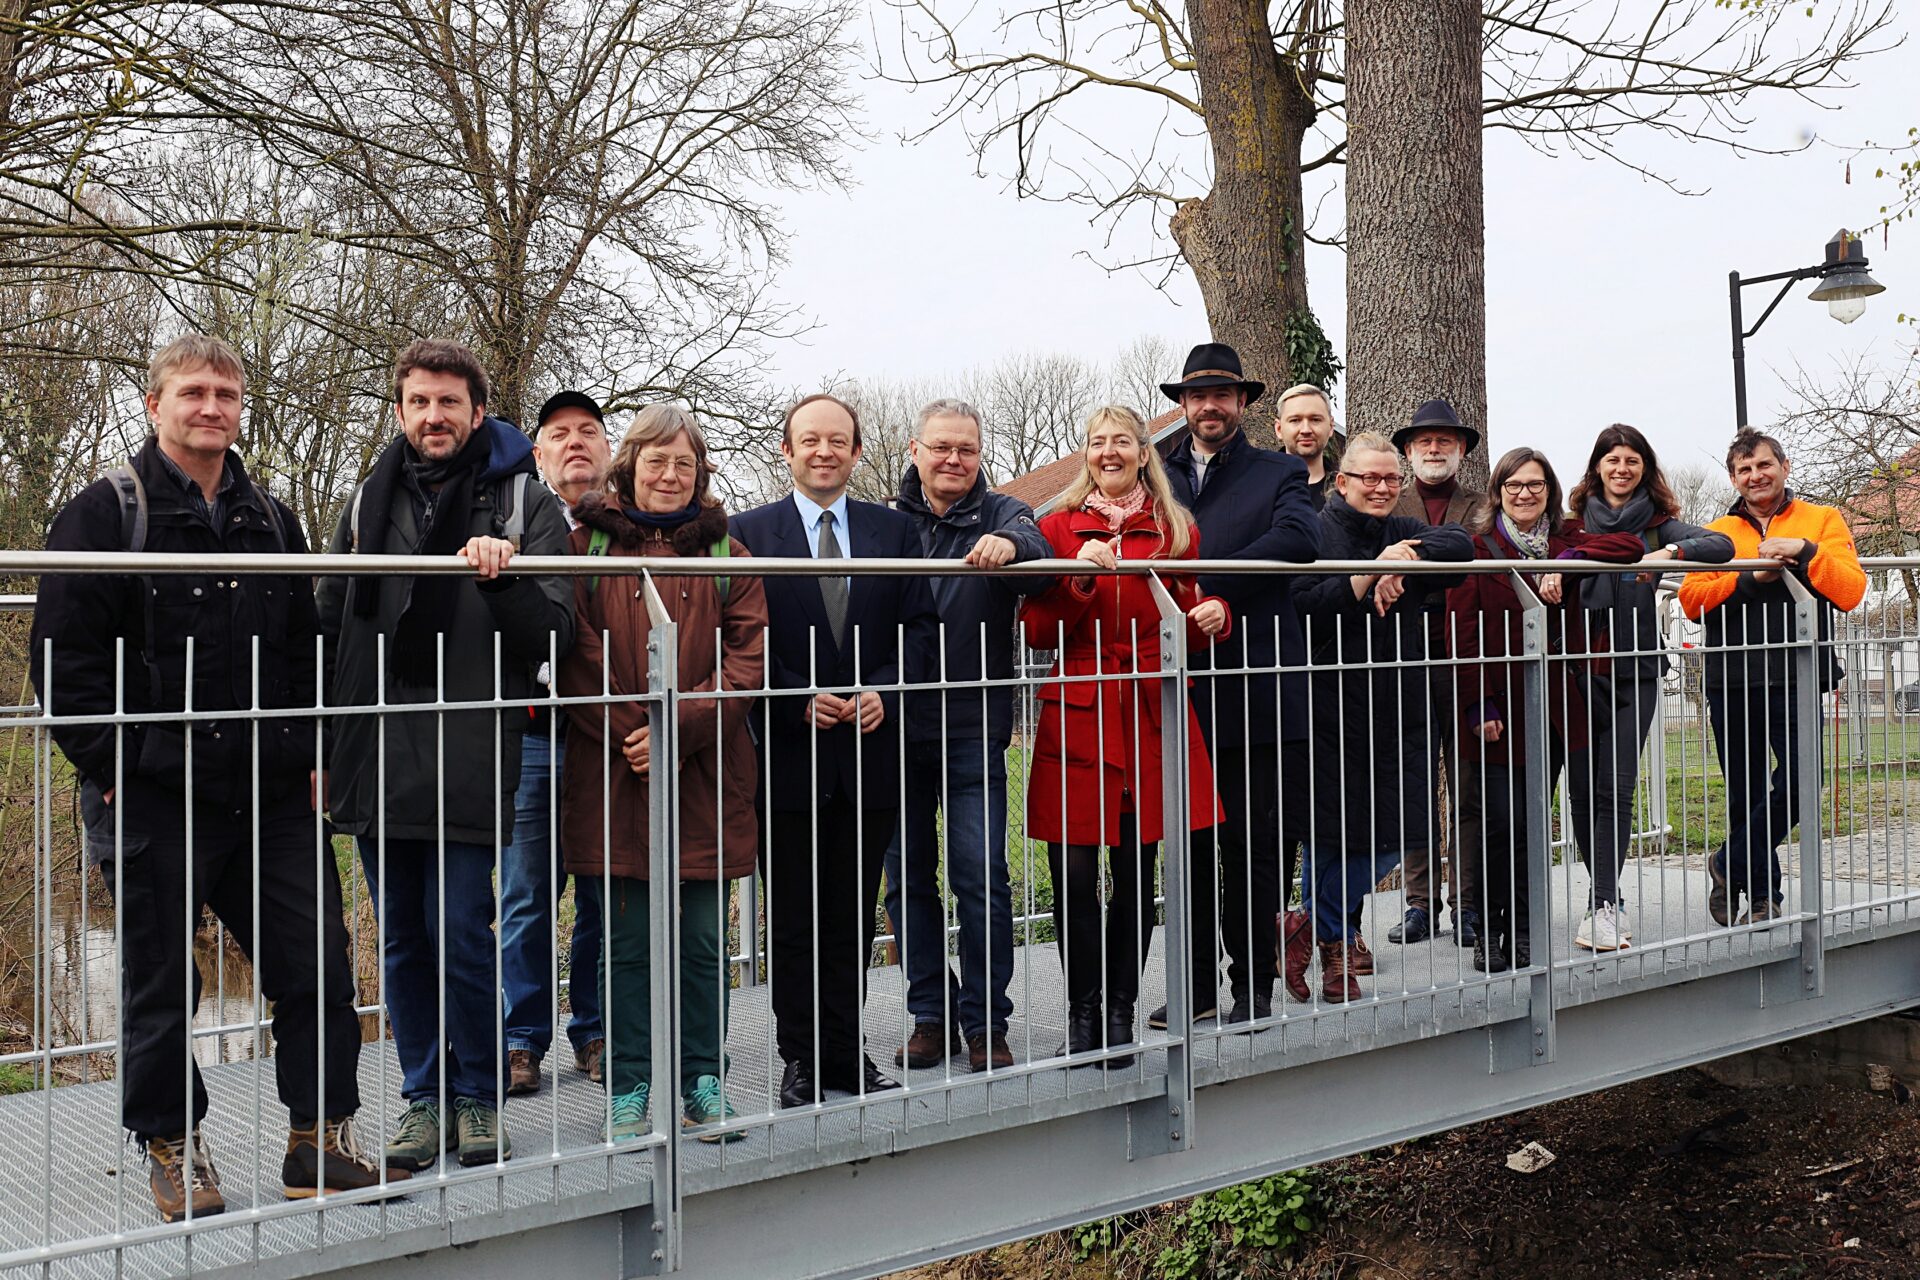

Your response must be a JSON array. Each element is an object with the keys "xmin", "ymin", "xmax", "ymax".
[{"xmin": 1580, "ymin": 491, "xmax": 1659, "ymax": 613}]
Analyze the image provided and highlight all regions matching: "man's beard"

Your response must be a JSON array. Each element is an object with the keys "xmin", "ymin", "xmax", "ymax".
[
  {"xmin": 1411, "ymin": 456, "xmax": 1459, "ymax": 484},
  {"xmin": 1192, "ymin": 411, "xmax": 1240, "ymax": 440}
]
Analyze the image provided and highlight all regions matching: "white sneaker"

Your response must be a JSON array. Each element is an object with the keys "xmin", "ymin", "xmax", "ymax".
[{"xmin": 1575, "ymin": 903, "xmax": 1628, "ymax": 952}]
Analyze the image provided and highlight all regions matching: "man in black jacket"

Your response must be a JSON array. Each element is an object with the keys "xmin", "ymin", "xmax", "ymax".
[
  {"xmin": 31, "ymin": 335, "xmax": 397, "ymax": 1223},
  {"xmin": 885, "ymin": 398, "xmax": 1052, "ymax": 1073},
  {"xmin": 733, "ymin": 393, "xmax": 940, "ymax": 1107},
  {"xmin": 1153, "ymin": 343, "xmax": 1321, "ymax": 1027}
]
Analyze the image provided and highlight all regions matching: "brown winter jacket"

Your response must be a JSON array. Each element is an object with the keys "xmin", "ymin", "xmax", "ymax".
[{"xmin": 559, "ymin": 494, "xmax": 765, "ymax": 882}]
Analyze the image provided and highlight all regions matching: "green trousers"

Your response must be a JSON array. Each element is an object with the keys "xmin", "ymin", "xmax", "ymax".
[{"xmin": 600, "ymin": 876, "xmax": 730, "ymax": 1095}]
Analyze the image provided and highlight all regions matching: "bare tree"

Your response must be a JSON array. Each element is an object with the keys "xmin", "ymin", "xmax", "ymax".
[
  {"xmin": 1107, "ymin": 333, "xmax": 1179, "ymax": 417},
  {"xmin": 1669, "ymin": 463, "xmax": 1737, "ymax": 529}
]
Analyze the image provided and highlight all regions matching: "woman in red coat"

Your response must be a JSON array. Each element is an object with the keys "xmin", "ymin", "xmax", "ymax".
[{"xmin": 1021, "ymin": 404, "xmax": 1229, "ymax": 1066}]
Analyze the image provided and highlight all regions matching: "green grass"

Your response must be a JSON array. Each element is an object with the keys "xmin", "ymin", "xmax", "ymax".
[{"xmin": 0, "ymin": 1063, "xmax": 36, "ymax": 1095}]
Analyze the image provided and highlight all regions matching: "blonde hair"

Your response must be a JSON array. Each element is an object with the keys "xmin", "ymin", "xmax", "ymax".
[
  {"xmin": 1340, "ymin": 431, "xmax": 1399, "ymax": 465},
  {"xmin": 1057, "ymin": 405, "xmax": 1193, "ymax": 557},
  {"xmin": 147, "ymin": 334, "xmax": 244, "ymax": 399}
]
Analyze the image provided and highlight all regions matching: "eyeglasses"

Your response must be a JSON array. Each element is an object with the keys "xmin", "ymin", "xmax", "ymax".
[
  {"xmin": 918, "ymin": 442, "xmax": 980, "ymax": 461},
  {"xmin": 1501, "ymin": 479, "xmax": 1548, "ymax": 496},
  {"xmin": 638, "ymin": 455, "xmax": 697, "ymax": 478},
  {"xmin": 1340, "ymin": 471, "xmax": 1403, "ymax": 490}
]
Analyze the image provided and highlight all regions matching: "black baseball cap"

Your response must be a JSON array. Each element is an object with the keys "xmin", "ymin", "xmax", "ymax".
[{"xmin": 536, "ymin": 390, "xmax": 604, "ymax": 432}]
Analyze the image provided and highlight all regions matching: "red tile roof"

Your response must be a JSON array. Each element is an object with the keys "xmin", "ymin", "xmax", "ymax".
[{"xmin": 993, "ymin": 408, "xmax": 1186, "ymax": 513}]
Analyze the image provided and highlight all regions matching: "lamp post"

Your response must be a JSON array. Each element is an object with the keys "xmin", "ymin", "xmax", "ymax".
[{"xmin": 1729, "ymin": 228, "xmax": 1885, "ymax": 427}]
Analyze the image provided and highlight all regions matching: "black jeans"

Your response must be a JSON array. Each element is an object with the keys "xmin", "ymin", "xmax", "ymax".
[
  {"xmin": 1475, "ymin": 749, "xmax": 1567, "ymax": 957},
  {"xmin": 1567, "ymin": 668, "xmax": 1661, "ymax": 908},
  {"xmin": 1707, "ymin": 680, "xmax": 1801, "ymax": 907},
  {"xmin": 1186, "ymin": 743, "xmax": 1279, "ymax": 1002},
  {"xmin": 764, "ymin": 794, "xmax": 892, "ymax": 1083},
  {"xmin": 90, "ymin": 785, "xmax": 362, "ymax": 1144},
  {"xmin": 1049, "ymin": 813, "xmax": 1157, "ymax": 1012}
]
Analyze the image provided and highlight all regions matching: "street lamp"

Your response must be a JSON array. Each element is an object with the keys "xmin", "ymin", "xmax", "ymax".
[{"xmin": 1728, "ymin": 228, "xmax": 1885, "ymax": 427}]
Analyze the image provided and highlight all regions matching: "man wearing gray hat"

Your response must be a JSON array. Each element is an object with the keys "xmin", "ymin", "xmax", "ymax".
[{"xmin": 1388, "ymin": 398, "xmax": 1484, "ymax": 949}]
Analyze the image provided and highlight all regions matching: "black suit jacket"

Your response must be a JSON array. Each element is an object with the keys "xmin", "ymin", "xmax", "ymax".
[{"xmin": 730, "ymin": 494, "xmax": 938, "ymax": 812}]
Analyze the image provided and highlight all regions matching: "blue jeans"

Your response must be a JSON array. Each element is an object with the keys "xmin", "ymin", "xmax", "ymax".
[
  {"xmin": 883, "ymin": 739, "xmax": 1013, "ymax": 1037},
  {"xmin": 358, "ymin": 835, "xmax": 500, "ymax": 1104},
  {"xmin": 1708, "ymin": 680, "xmax": 1799, "ymax": 908},
  {"xmin": 499, "ymin": 731, "xmax": 604, "ymax": 1056},
  {"xmin": 1300, "ymin": 844, "xmax": 1403, "ymax": 943}
]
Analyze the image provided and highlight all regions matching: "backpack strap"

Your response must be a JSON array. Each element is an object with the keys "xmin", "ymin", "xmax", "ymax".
[
  {"xmin": 250, "ymin": 480, "xmax": 290, "ymax": 553},
  {"xmin": 586, "ymin": 526, "xmax": 611, "ymax": 593},
  {"xmin": 498, "ymin": 472, "xmax": 532, "ymax": 551},
  {"xmin": 107, "ymin": 463, "xmax": 161, "ymax": 705},
  {"xmin": 711, "ymin": 535, "xmax": 731, "ymax": 603}
]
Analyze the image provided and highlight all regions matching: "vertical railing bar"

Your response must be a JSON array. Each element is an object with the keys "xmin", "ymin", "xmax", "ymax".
[
  {"xmin": 1514, "ymin": 572, "xmax": 1554, "ymax": 1065},
  {"xmin": 1785, "ymin": 572, "xmax": 1825, "ymax": 994},
  {"xmin": 1149, "ymin": 570, "xmax": 1193, "ymax": 1148},
  {"xmin": 640, "ymin": 570, "xmax": 681, "ymax": 1271}
]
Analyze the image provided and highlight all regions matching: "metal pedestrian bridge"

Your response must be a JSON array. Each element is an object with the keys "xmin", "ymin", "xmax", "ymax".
[{"xmin": 2, "ymin": 552, "xmax": 1918, "ymax": 1280}]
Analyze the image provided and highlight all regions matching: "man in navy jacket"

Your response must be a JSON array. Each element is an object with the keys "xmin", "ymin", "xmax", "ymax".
[
  {"xmin": 886, "ymin": 399, "xmax": 1052, "ymax": 1074},
  {"xmin": 732, "ymin": 393, "xmax": 939, "ymax": 1108},
  {"xmin": 1153, "ymin": 343, "xmax": 1321, "ymax": 1027}
]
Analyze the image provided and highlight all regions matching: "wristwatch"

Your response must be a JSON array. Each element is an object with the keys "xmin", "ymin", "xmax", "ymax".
[{"xmin": 1663, "ymin": 543, "xmax": 1682, "ymax": 558}]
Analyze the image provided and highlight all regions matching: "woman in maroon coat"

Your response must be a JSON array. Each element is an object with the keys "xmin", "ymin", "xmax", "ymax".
[
  {"xmin": 1021, "ymin": 405, "xmax": 1229, "ymax": 1066},
  {"xmin": 1446, "ymin": 448, "xmax": 1640, "ymax": 974}
]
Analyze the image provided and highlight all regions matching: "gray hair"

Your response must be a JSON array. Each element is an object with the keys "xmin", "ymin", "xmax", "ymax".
[
  {"xmin": 1341, "ymin": 431, "xmax": 1399, "ymax": 464},
  {"xmin": 916, "ymin": 398, "xmax": 984, "ymax": 439}
]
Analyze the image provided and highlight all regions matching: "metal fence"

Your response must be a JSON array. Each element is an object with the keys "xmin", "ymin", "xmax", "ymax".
[{"xmin": 0, "ymin": 550, "xmax": 1914, "ymax": 1277}]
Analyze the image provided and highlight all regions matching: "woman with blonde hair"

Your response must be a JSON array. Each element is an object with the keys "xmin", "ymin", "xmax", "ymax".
[{"xmin": 1020, "ymin": 405, "xmax": 1229, "ymax": 1066}]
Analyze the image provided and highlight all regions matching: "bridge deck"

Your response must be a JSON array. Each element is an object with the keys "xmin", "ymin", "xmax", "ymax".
[{"xmin": 3, "ymin": 854, "xmax": 1914, "ymax": 1280}]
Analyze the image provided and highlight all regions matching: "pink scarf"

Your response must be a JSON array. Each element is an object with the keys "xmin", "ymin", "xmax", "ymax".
[{"xmin": 1083, "ymin": 482, "xmax": 1149, "ymax": 532}]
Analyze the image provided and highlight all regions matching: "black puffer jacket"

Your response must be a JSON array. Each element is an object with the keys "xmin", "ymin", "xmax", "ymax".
[{"xmin": 31, "ymin": 436, "xmax": 317, "ymax": 825}]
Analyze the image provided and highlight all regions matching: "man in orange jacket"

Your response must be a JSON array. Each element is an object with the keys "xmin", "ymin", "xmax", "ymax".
[{"xmin": 1679, "ymin": 427, "xmax": 1865, "ymax": 927}]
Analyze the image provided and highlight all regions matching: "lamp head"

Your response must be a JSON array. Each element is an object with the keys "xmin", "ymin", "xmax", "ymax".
[{"xmin": 1808, "ymin": 229, "xmax": 1885, "ymax": 324}]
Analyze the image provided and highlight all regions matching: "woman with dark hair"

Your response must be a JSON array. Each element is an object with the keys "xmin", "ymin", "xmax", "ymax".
[
  {"xmin": 1446, "ymin": 449, "xmax": 1641, "ymax": 972},
  {"xmin": 1562, "ymin": 425, "xmax": 1732, "ymax": 951}
]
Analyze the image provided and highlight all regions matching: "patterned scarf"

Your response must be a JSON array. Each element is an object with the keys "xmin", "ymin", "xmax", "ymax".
[
  {"xmin": 1083, "ymin": 481, "xmax": 1149, "ymax": 532},
  {"xmin": 1499, "ymin": 511, "xmax": 1551, "ymax": 560}
]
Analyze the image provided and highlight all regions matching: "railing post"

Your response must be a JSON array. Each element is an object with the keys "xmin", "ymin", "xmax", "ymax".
[
  {"xmin": 1146, "ymin": 570, "xmax": 1194, "ymax": 1153},
  {"xmin": 641, "ymin": 571, "xmax": 682, "ymax": 1273},
  {"xmin": 1783, "ymin": 572, "xmax": 1826, "ymax": 996},
  {"xmin": 1513, "ymin": 572, "xmax": 1555, "ymax": 1066}
]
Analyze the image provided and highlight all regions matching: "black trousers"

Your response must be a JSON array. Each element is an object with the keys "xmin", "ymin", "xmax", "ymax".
[
  {"xmin": 89, "ymin": 786, "xmax": 362, "ymax": 1144},
  {"xmin": 1186, "ymin": 743, "xmax": 1280, "ymax": 1002},
  {"xmin": 1475, "ymin": 749, "xmax": 1566, "ymax": 954},
  {"xmin": 764, "ymin": 794, "xmax": 892, "ymax": 1082},
  {"xmin": 1048, "ymin": 813, "xmax": 1157, "ymax": 1011}
]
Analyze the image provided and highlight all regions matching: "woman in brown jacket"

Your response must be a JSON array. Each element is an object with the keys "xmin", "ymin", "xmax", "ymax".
[{"xmin": 559, "ymin": 405, "xmax": 767, "ymax": 1142}]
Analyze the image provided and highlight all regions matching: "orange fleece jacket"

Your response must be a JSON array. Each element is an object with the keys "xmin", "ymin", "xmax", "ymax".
[{"xmin": 1678, "ymin": 496, "xmax": 1865, "ymax": 620}]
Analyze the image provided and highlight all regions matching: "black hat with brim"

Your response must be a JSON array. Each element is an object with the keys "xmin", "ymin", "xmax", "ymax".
[
  {"xmin": 1391, "ymin": 398, "xmax": 1480, "ymax": 456},
  {"xmin": 536, "ymin": 389, "xmax": 604, "ymax": 431},
  {"xmin": 1160, "ymin": 341, "xmax": 1266, "ymax": 406}
]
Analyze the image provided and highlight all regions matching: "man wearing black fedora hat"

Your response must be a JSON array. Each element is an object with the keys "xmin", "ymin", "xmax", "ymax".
[
  {"xmin": 1145, "ymin": 342, "xmax": 1320, "ymax": 1030},
  {"xmin": 1389, "ymin": 398, "xmax": 1484, "ymax": 950}
]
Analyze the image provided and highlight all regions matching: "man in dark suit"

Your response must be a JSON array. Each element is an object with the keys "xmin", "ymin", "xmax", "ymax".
[
  {"xmin": 1151, "ymin": 343, "xmax": 1321, "ymax": 1028},
  {"xmin": 1387, "ymin": 398, "xmax": 1485, "ymax": 948},
  {"xmin": 732, "ymin": 393, "xmax": 939, "ymax": 1108}
]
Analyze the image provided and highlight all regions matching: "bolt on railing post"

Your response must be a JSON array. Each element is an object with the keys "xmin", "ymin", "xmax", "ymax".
[
  {"xmin": 1784, "ymin": 573, "xmax": 1826, "ymax": 996},
  {"xmin": 1514, "ymin": 572, "xmax": 1555, "ymax": 1066},
  {"xmin": 1148, "ymin": 570, "xmax": 1195, "ymax": 1151},
  {"xmin": 641, "ymin": 571, "xmax": 683, "ymax": 1271}
]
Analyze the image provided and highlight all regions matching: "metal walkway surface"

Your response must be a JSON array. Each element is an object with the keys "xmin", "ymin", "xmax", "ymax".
[{"xmin": 6, "ymin": 856, "xmax": 1916, "ymax": 1280}]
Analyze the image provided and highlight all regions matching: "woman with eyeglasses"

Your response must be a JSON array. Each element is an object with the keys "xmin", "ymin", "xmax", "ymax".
[
  {"xmin": 1561, "ymin": 425, "xmax": 1733, "ymax": 951},
  {"xmin": 1446, "ymin": 450, "xmax": 1642, "ymax": 973},
  {"xmin": 1287, "ymin": 432, "xmax": 1471, "ymax": 1004}
]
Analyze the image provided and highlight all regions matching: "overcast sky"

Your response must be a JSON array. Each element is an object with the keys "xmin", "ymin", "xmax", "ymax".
[{"xmin": 763, "ymin": 8, "xmax": 1919, "ymax": 491}]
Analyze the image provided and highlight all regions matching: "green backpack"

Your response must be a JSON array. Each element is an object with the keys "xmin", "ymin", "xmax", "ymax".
[{"xmin": 585, "ymin": 527, "xmax": 731, "ymax": 601}]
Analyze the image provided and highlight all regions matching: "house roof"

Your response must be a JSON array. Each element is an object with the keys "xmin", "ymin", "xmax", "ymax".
[{"xmin": 993, "ymin": 409, "xmax": 1187, "ymax": 513}]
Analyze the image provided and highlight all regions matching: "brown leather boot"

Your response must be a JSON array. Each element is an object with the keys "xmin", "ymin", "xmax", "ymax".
[
  {"xmin": 966, "ymin": 1030, "xmax": 1015, "ymax": 1072},
  {"xmin": 146, "ymin": 1132, "xmax": 225, "ymax": 1223},
  {"xmin": 1350, "ymin": 934, "xmax": 1376, "ymax": 976},
  {"xmin": 1279, "ymin": 909, "xmax": 1314, "ymax": 1002},
  {"xmin": 893, "ymin": 1020, "xmax": 960, "ymax": 1069},
  {"xmin": 1319, "ymin": 941, "xmax": 1362, "ymax": 1004},
  {"xmin": 283, "ymin": 1116, "xmax": 413, "ymax": 1199},
  {"xmin": 507, "ymin": 1048, "xmax": 541, "ymax": 1096},
  {"xmin": 574, "ymin": 1038, "xmax": 604, "ymax": 1084}
]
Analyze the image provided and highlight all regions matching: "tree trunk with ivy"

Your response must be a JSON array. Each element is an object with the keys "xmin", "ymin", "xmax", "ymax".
[
  {"xmin": 1169, "ymin": 0, "xmax": 1339, "ymax": 450},
  {"xmin": 1343, "ymin": 0, "xmax": 1490, "ymax": 486}
]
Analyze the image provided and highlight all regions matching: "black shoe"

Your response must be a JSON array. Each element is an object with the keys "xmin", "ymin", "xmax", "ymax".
[
  {"xmin": 1456, "ymin": 909, "xmax": 1480, "ymax": 949},
  {"xmin": 1512, "ymin": 934, "xmax": 1531, "ymax": 968},
  {"xmin": 824, "ymin": 1057, "xmax": 900, "ymax": 1096},
  {"xmin": 1105, "ymin": 1000, "xmax": 1138, "ymax": 1070},
  {"xmin": 1387, "ymin": 906, "xmax": 1431, "ymax": 944},
  {"xmin": 1145, "ymin": 999, "xmax": 1218, "ymax": 1030},
  {"xmin": 1472, "ymin": 937, "xmax": 1509, "ymax": 973},
  {"xmin": 1223, "ymin": 990, "xmax": 1272, "ymax": 1026},
  {"xmin": 1065, "ymin": 1001, "xmax": 1101, "ymax": 1062},
  {"xmin": 778, "ymin": 1059, "xmax": 819, "ymax": 1109}
]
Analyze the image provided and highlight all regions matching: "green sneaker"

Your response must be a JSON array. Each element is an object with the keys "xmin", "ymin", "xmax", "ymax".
[
  {"xmin": 609, "ymin": 1084, "xmax": 651, "ymax": 1142},
  {"xmin": 452, "ymin": 1098, "xmax": 510, "ymax": 1167},
  {"xmin": 385, "ymin": 1100, "xmax": 454, "ymax": 1172},
  {"xmin": 682, "ymin": 1075, "xmax": 743, "ymax": 1144}
]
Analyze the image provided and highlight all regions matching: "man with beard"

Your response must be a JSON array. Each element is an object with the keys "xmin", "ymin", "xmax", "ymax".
[
  {"xmin": 1388, "ymin": 400, "xmax": 1484, "ymax": 948},
  {"xmin": 1276, "ymin": 384, "xmax": 1339, "ymax": 511},
  {"xmin": 1151, "ymin": 343, "xmax": 1319, "ymax": 1028}
]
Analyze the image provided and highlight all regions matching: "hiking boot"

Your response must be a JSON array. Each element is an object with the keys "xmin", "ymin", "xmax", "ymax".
[
  {"xmin": 967, "ymin": 1030, "xmax": 1015, "ymax": 1072},
  {"xmin": 574, "ymin": 1038, "xmax": 605, "ymax": 1084},
  {"xmin": 1319, "ymin": 942, "xmax": 1362, "ymax": 1003},
  {"xmin": 453, "ymin": 1097, "xmax": 510, "ymax": 1167},
  {"xmin": 1223, "ymin": 989, "xmax": 1272, "ymax": 1026},
  {"xmin": 146, "ymin": 1132, "xmax": 224, "ymax": 1223},
  {"xmin": 682, "ymin": 1075, "xmax": 743, "ymax": 1143},
  {"xmin": 1280, "ymin": 910, "xmax": 1314, "ymax": 1002},
  {"xmin": 1349, "ymin": 934, "xmax": 1375, "ymax": 976},
  {"xmin": 1146, "ymin": 999, "xmax": 1217, "ymax": 1030},
  {"xmin": 610, "ymin": 1084, "xmax": 651, "ymax": 1141},
  {"xmin": 384, "ymin": 1100, "xmax": 455, "ymax": 1172},
  {"xmin": 893, "ymin": 1020, "xmax": 961, "ymax": 1068},
  {"xmin": 1388, "ymin": 906, "xmax": 1431, "ymax": 944},
  {"xmin": 1707, "ymin": 850, "xmax": 1736, "ymax": 927},
  {"xmin": 507, "ymin": 1048, "xmax": 541, "ymax": 1096},
  {"xmin": 1575, "ymin": 903, "xmax": 1627, "ymax": 953},
  {"xmin": 1472, "ymin": 936, "xmax": 1510, "ymax": 974},
  {"xmin": 1456, "ymin": 908, "xmax": 1480, "ymax": 949},
  {"xmin": 1746, "ymin": 898, "xmax": 1784, "ymax": 924},
  {"xmin": 284, "ymin": 1116, "xmax": 411, "ymax": 1199}
]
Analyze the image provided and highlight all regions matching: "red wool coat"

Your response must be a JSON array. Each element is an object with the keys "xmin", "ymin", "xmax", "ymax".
[{"xmin": 1020, "ymin": 506, "xmax": 1228, "ymax": 846}]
